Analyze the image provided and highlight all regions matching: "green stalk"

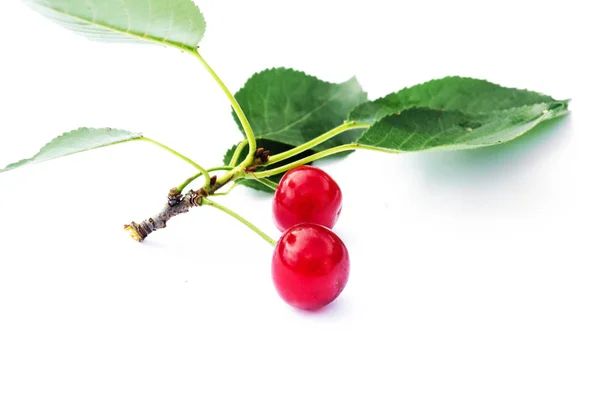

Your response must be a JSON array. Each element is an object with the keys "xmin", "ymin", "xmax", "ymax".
[
  {"xmin": 267, "ymin": 121, "xmax": 371, "ymax": 165},
  {"xmin": 251, "ymin": 144, "xmax": 399, "ymax": 179},
  {"xmin": 176, "ymin": 166, "xmax": 234, "ymax": 193},
  {"xmin": 207, "ymin": 166, "xmax": 235, "ymax": 172},
  {"xmin": 212, "ymin": 182, "xmax": 240, "ymax": 197},
  {"xmin": 229, "ymin": 140, "xmax": 249, "ymax": 166},
  {"xmin": 142, "ymin": 137, "xmax": 211, "ymax": 186},
  {"xmin": 253, "ymin": 177, "xmax": 279, "ymax": 191},
  {"xmin": 189, "ymin": 51, "xmax": 257, "ymax": 156},
  {"xmin": 244, "ymin": 176, "xmax": 279, "ymax": 191},
  {"xmin": 202, "ymin": 198, "xmax": 276, "ymax": 246}
]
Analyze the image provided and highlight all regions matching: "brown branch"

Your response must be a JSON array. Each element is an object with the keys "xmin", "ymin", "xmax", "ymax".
[
  {"xmin": 124, "ymin": 190, "xmax": 202, "ymax": 242},
  {"xmin": 125, "ymin": 148, "xmax": 269, "ymax": 242}
]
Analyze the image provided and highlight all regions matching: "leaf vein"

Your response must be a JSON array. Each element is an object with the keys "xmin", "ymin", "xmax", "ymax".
[{"xmin": 263, "ymin": 88, "xmax": 346, "ymax": 137}]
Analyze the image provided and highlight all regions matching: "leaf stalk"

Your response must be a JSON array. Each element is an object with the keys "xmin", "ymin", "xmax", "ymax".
[
  {"xmin": 229, "ymin": 140, "xmax": 249, "ymax": 166},
  {"xmin": 266, "ymin": 121, "xmax": 371, "ymax": 165},
  {"xmin": 142, "ymin": 137, "xmax": 211, "ymax": 187},
  {"xmin": 251, "ymin": 143, "xmax": 399, "ymax": 179},
  {"xmin": 188, "ymin": 50, "xmax": 257, "ymax": 157}
]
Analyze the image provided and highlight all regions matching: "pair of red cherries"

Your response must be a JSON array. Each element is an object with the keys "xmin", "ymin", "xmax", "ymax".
[{"xmin": 271, "ymin": 166, "xmax": 349, "ymax": 310}]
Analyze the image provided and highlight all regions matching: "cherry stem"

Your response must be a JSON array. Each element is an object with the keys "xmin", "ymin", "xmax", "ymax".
[
  {"xmin": 189, "ymin": 50, "xmax": 257, "ymax": 158},
  {"xmin": 128, "ymin": 123, "xmax": 388, "ymax": 242},
  {"xmin": 141, "ymin": 137, "xmax": 211, "ymax": 187},
  {"xmin": 212, "ymin": 182, "xmax": 240, "ymax": 196},
  {"xmin": 176, "ymin": 166, "xmax": 234, "ymax": 193},
  {"xmin": 208, "ymin": 166, "xmax": 235, "ymax": 172},
  {"xmin": 229, "ymin": 140, "xmax": 248, "ymax": 166},
  {"xmin": 266, "ymin": 121, "xmax": 371, "ymax": 165},
  {"xmin": 251, "ymin": 143, "xmax": 400, "ymax": 179},
  {"xmin": 201, "ymin": 198, "xmax": 276, "ymax": 247},
  {"xmin": 245, "ymin": 174, "xmax": 279, "ymax": 191}
]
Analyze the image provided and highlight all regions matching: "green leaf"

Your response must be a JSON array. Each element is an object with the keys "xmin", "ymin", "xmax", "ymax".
[
  {"xmin": 222, "ymin": 139, "xmax": 315, "ymax": 193},
  {"xmin": 233, "ymin": 68, "xmax": 368, "ymax": 152},
  {"xmin": 355, "ymin": 102, "xmax": 569, "ymax": 152},
  {"xmin": 349, "ymin": 76, "xmax": 558, "ymax": 123},
  {"xmin": 24, "ymin": 0, "xmax": 206, "ymax": 50},
  {"xmin": 1, "ymin": 127, "xmax": 142, "ymax": 173}
]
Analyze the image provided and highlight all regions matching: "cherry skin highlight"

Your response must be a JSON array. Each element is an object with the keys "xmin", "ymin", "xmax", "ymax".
[
  {"xmin": 272, "ymin": 165, "xmax": 342, "ymax": 231},
  {"xmin": 272, "ymin": 223, "xmax": 350, "ymax": 310}
]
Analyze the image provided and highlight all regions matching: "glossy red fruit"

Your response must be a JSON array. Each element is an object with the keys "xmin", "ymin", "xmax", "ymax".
[
  {"xmin": 272, "ymin": 223, "xmax": 350, "ymax": 310},
  {"xmin": 273, "ymin": 165, "xmax": 342, "ymax": 231}
]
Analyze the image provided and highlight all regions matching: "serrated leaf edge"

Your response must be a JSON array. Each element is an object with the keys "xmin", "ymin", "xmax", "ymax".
[
  {"xmin": 0, "ymin": 127, "xmax": 143, "ymax": 173},
  {"xmin": 231, "ymin": 67, "xmax": 367, "ymax": 141},
  {"xmin": 354, "ymin": 101, "xmax": 569, "ymax": 152},
  {"xmin": 348, "ymin": 76, "xmax": 561, "ymax": 121},
  {"xmin": 24, "ymin": 0, "xmax": 206, "ymax": 51}
]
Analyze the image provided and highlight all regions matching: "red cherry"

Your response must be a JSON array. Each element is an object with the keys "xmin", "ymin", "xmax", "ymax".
[
  {"xmin": 272, "ymin": 223, "xmax": 350, "ymax": 310},
  {"xmin": 272, "ymin": 165, "xmax": 342, "ymax": 231}
]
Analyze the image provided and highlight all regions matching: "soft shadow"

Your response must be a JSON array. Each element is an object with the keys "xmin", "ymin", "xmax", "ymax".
[
  {"xmin": 137, "ymin": 239, "xmax": 167, "ymax": 249},
  {"xmin": 413, "ymin": 115, "xmax": 572, "ymax": 185},
  {"xmin": 293, "ymin": 297, "xmax": 349, "ymax": 320}
]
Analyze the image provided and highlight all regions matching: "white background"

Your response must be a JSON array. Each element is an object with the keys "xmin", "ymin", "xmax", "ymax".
[{"xmin": 0, "ymin": 1, "xmax": 598, "ymax": 396}]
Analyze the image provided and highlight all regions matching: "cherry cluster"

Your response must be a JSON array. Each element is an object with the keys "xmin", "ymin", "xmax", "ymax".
[{"xmin": 270, "ymin": 166, "xmax": 350, "ymax": 311}]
